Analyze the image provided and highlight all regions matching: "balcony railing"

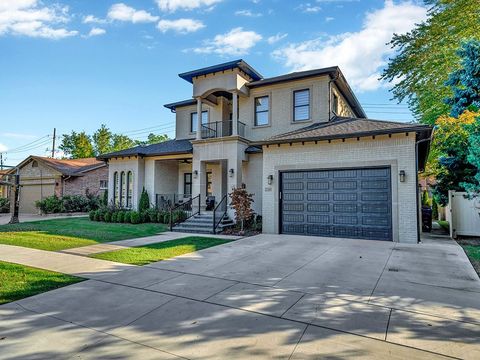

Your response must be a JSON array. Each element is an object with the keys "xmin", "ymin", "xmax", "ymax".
[{"xmin": 201, "ymin": 120, "xmax": 246, "ymax": 139}]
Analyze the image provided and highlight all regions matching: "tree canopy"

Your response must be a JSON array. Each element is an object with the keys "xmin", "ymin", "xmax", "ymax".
[
  {"xmin": 381, "ymin": 0, "xmax": 480, "ymax": 125},
  {"xmin": 60, "ymin": 124, "xmax": 169, "ymax": 159}
]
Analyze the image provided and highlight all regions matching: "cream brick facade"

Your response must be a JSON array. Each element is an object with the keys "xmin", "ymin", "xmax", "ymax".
[{"xmin": 261, "ymin": 133, "xmax": 418, "ymax": 243}]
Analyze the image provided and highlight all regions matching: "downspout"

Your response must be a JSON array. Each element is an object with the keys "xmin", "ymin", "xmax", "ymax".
[{"xmin": 415, "ymin": 128, "xmax": 435, "ymax": 243}]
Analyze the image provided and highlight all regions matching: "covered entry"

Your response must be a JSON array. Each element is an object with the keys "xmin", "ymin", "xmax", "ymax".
[{"xmin": 280, "ymin": 167, "xmax": 392, "ymax": 241}]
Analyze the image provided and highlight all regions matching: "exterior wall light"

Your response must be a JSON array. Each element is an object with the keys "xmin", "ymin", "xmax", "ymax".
[
  {"xmin": 399, "ymin": 170, "xmax": 406, "ymax": 183},
  {"xmin": 267, "ymin": 174, "xmax": 274, "ymax": 185},
  {"xmin": 229, "ymin": 168, "xmax": 235, "ymax": 177},
  {"xmin": 193, "ymin": 170, "xmax": 198, "ymax": 178}
]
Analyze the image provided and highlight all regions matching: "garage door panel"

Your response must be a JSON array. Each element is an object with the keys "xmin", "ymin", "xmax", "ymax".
[{"xmin": 281, "ymin": 166, "xmax": 392, "ymax": 241}]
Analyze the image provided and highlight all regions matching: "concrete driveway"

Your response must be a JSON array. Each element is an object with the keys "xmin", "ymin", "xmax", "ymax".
[{"xmin": 1, "ymin": 234, "xmax": 479, "ymax": 359}]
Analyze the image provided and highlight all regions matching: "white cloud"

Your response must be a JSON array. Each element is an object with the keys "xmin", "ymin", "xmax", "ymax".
[
  {"xmin": 192, "ymin": 27, "xmax": 262, "ymax": 56},
  {"xmin": 156, "ymin": 0, "xmax": 222, "ymax": 12},
  {"xmin": 157, "ymin": 18, "xmax": 204, "ymax": 33},
  {"xmin": 82, "ymin": 15, "xmax": 107, "ymax": 24},
  {"xmin": 0, "ymin": 0, "xmax": 77, "ymax": 39},
  {"xmin": 235, "ymin": 9, "xmax": 262, "ymax": 17},
  {"xmin": 297, "ymin": 3, "xmax": 322, "ymax": 13},
  {"xmin": 107, "ymin": 3, "xmax": 159, "ymax": 23},
  {"xmin": 88, "ymin": 27, "xmax": 106, "ymax": 37},
  {"xmin": 267, "ymin": 33, "xmax": 287, "ymax": 44},
  {"xmin": 0, "ymin": 143, "xmax": 7, "ymax": 152},
  {"xmin": 325, "ymin": 16, "xmax": 334, "ymax": 22},
  {"xmin": 273, "ymin": 1, "xmax": 427, "ymax": 91}
]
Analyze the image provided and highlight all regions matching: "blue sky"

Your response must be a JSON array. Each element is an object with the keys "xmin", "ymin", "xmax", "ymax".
[{"xmin": 0, "ymin": 0, "xmax": 427, "ymax": 164}]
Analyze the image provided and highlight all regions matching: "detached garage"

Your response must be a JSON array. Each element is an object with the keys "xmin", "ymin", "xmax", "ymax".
[{"xmin": 259, "ymin": 117, "xmax": 432, "ymax": 244}]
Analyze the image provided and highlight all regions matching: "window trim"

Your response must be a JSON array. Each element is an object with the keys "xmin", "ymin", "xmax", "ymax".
[
  {"xmin": 293, "ymin": 88, "xmax": 311, "ymax": 122},
  {"xmin": 183, "ymin": 172, "xmax": 192, "ymax": 196},
  {"xmin": 120, "ymin": 171, "xmax": 126, "ymax": 207},
  {"xmin": 190, "ymin": 110, "xmax": 209, "ymax": 133},
  {"xmin": 99, "ymin": 180, "xmax": 108, "ymax": 190},
  {"xmin": 113, "ymin": 172, "xmax": 119, "ymax": 205},
  {"xmin": 254, "ymin": 95, "xmax": 270, "ymax": 127}
]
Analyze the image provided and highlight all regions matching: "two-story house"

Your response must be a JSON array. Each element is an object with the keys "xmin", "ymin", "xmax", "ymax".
[{"xmin": 99, "ymin": 60, "xmax": 432, "ymax": 243}]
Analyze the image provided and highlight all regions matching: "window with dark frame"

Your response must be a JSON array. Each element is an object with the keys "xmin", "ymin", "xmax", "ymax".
[
  {"xmin": 184, "ymin": 173, "xmax": 192, "ymax": 196},
  {"xmin": 120, "ymin": 171, "xmax": 126, "ymax": 207},
  {"xmin": 254, "ymin": 96, "xmax": 269, "ymax": 126},
  {"xmin": 333, "ymin": 93, "xmax": 339, "ymax": 114},
  {"xmin": 126, "ymin": 171, "xmax": 133, "ymax": 208},
  {"xmin": 113, "ymin": 172, "xmax": 119, "ymax": 205},
  {"xmin": 190, "ymin": 111, "xmax": 208, "ymax": 132},
  {"xmin": 99, "ymin": 180, "xmax": 108, "ymax": 190},
  {"xmin": 293, "ymin": 89, "xmax": 310, "ymax": 121}
]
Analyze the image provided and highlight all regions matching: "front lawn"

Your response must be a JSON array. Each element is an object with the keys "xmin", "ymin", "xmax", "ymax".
[
  {"xmin": 91, "ymin": 236, "xmax": 232, "ymax": 265},
  {"xmin": 0, "ymin": 261, "xmax": 83, "ymax": 305},
  {"xmin": 457, "ymin": 238, "xmax": 480, "ymax": 277},
  {"xmin": 0, "ymin": 217, "xmax": 168, "ymax": 251}
]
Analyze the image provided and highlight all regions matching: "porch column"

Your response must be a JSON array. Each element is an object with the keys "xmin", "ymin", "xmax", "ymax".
[
  {"xmin": 196, "ymin": 97, "xmax": 202, "ymax": 140},
  {"xmin": 232, "ymin": 91, "xmax": 238, "ymax": 136}
]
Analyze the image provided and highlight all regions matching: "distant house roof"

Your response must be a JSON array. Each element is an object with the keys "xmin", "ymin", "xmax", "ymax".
[
  {"xmin": 98, "ymin": 139, "xmax": 193, "ymax": 160},
  {"xmin": 178, "ymin": 59, "xmax": 263, "ymax": 84},
  {"xmin": 13, "ymin": 156, "xmax": 106, "ymax": 176},
  {"xmin": 255, "ymin": 117, "xmax": 433, "ymax": 170}
]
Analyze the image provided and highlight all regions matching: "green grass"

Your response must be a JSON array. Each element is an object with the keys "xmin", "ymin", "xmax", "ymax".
[
  {"xmin": 437, "ymin": 220, "xmax": 450, "ymax": 232},
  {"xmin": 91, "ymin": 236, "xmax": 232, "ymax": 265},
  {"xmin": 0, "ymin": 217, "xmax": 168, "ymax": 251},
  {"xmin": 462, "ymin": 244, "xmax": 480, "ymax": 276},
  {"xmin": 0, "ymin": 260, "xmax": 83, "ymax": 305}
]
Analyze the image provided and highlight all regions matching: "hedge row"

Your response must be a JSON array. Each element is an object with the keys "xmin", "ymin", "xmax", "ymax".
[{"xmin": 89, "ymin": 208, "xmax": 187, "ymax": 225}]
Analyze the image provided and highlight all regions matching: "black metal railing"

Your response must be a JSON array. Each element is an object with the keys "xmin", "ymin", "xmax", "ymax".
[
  {"xmin": 169, "ymin": 194, "xmax": 201, "ymax": 231},
  {"xmin": 201, "ymin": 120, "xmax": 246, "ymax": 139},
  {"xmin": 156, "ymin": 193, "xmax": 191, "ymax": 210},
  {"xmin": 213, "ymin": 194, "xmax": 228, "ymax": 234}
]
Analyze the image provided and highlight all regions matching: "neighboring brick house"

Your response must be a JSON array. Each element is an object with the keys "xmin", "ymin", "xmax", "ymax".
[
  {"xmin": 11, "ymin": 156, "xmax": 108, "ymax": 213},
  {"xmin": 99, "ymin": 60, "xmax": 432, "ymax": 243}
]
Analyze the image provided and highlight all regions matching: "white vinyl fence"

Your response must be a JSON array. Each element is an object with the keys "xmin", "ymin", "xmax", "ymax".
[{"xmin": 447, "ymin": 190, "xmax": 480, "ymax": 238}]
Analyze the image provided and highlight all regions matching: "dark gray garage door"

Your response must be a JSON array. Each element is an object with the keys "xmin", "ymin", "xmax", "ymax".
[{"xmin": 280, "ymin": 167, "xmax": 392, "ymax": 241}]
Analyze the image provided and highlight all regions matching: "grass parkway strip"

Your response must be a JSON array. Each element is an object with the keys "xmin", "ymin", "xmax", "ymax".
[
  {"xmin": 91, "ymin": 236, "xmax": 233, "ymax": 265},
  {"xmin": 0, "ymin": 217, "xmax": 168, "ymax": 251},
  {"xmin": 0, "ymin": 260, "xmax": 84, "ymax": 305}
]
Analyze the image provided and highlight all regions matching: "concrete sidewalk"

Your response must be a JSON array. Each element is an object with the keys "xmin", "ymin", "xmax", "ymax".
[
  {"xmin": 0, "ymin": 244, "xmax": 134, "ymax": 278},
  {"xmin": 60, "ymin": 231, "xmax": 242, "ymax": 256}
]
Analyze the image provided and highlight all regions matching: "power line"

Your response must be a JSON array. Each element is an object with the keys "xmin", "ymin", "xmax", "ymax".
[{"xmin": 3, "ymin": 135, "xmax": 49, "ymax": 153}]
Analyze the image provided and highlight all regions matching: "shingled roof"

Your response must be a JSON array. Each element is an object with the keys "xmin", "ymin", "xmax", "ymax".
[
  {"xmin": 14, "ymin": 156, "xmax": 106, "ymax": 176},
  {"xmin": 262, "ymin": 116, "xmax": 432, "ymax": 143},
  {"xmin": 97, "ymin": 139, "xmax": 193, "ymax": 160}
]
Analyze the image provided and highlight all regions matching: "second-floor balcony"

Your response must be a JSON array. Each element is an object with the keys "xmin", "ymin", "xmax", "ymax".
[{"xmin": 201, "ymin": 120, "xmax": 246, "ymax": 139}]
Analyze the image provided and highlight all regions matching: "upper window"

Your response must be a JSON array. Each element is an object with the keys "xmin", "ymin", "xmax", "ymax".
[
  {"xmin": 191, "ymin": 111, "xmax": 208, "ymax": 132},
  {"xmin": 293, "ymin": 89, "xmax": 310, "ymax": 121},
  {"xmin": 332, "ymin": 93, "xmax": 339, "ymax": 114},
  {"xmin": 254, "ymin": 96, "xmax": 269, "ymax": 126}
]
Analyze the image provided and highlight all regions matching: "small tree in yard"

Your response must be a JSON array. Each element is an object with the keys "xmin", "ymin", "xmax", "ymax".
[
  {"xmin": 139, "ymin": 188, "xmax": 150, "ymax": 212},
  {"xmin": 229, "ymin": 187, "xmax": 254, "ymax": 233}
]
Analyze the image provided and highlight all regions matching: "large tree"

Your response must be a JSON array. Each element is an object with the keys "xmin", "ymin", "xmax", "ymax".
[
  {"xmin": 381, "ymin": 0, "xmax": 480, "ymax": 124},
  {"xmin": 112, "ymin": 134, "xmax": 136, "ymax": 152},
  {"xmin": 444, "ymin": 40, "xmax": 480, "ymax": 117},
  {"xmin": 92, "ymin": 124, "xmax": 113, "ymax": 155},
  {"xmin": 60, "ymin": 131, "xmax": 95, "ymax": 159}
]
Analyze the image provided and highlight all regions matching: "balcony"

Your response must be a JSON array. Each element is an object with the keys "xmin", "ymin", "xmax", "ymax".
[{"xmin": 201, "ymin": 120, "xmax": 246, "ymax": 139}]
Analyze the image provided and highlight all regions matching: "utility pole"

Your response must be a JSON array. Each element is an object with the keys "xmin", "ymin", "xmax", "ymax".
[
  {"xmin": 0, "ymin": 153, "xmax": 3, "ymax": 170},
  {"xmin": 51, "ymin": 128, "xmax": 56, "ymax": 158}
]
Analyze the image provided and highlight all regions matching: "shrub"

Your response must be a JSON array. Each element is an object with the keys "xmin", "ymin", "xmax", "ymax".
[
  {"xmin": 93, "ymin": 210, "xmax": 100, "ymax": 221},
  {"xmin": 157, "ymin": 211, "xmax": 166, "ymax": 223},
  {"xmin": 102, "ymin": 190, "xmax": 108, "ymax": 206},
  {"xmin": 104, "ymin": 211, "xmax": 112, "ymax": 222},
  {"xmin": 432, "ymin": 197, "xmax": 439, "ymax": 220},
  {"xmin": 145, "ymin": 208, "xmax": 158, "ymax": 223},
  {"xmin": 421, "ymin": 190, "xmax": 431, "ymax": 207},
  {"xmin": 117, "ymin": 211, "xmax": 125, "ymax": 223},
  {"xmin": 229, "ymin": 187, "xmax": 254, "ymax": 232},
  {"xmin": 138, "ymin": 188, "xmax": 150, "ymax": 212},
  {"xmin": 36, "ymin": 195, "xmax": 64, "ymax": 214},
  {"xmin": 110, "ymin": 212, "xmax": 117, "ymax": 223},
  {"xmin": 123, "ymin": 211, "xmax": 131, "ymax": 223},
  {"xmin": 130, "ymin": 211, "xmax": 141, "ymax": 224},
  {"xmin": 88, "ymin": 210, "xmax": 95, "ymax": 221},
  {"xmin": 172, "ymin": 209, "xmax": 187, "ymax": 223},
  {"xmin": 0, "ymin": 198, "xmax": 10, "ymax": 213},
  {"xmin": 163, "ymin": 212, "xmax": 170, "ymax": 225}
]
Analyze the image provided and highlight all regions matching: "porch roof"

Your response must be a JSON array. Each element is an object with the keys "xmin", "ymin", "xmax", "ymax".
[{"xmin": 97, "ymin": 139, "xmax": 193, "ymax": 160}]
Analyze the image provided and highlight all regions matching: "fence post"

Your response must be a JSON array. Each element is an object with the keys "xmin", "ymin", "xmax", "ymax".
[
  {"xmin": 213, "ymin": 209, "xmax": 216, "ymax": 234},
  {"xmin": 169, "ymin": 207, "xmax": 173, "ymax": 231},
  {"xmin": 198, "ymin": 194, "xmax": 201, "ymax": 215}
]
